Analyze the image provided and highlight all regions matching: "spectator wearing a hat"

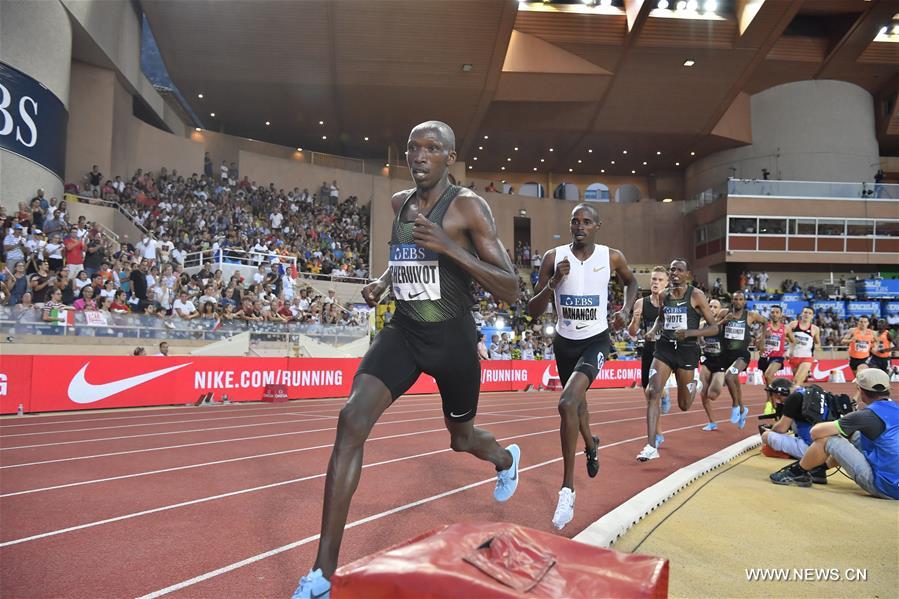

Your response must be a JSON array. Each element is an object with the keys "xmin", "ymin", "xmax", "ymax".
[{"xmin": 784, "ymin": 369, "xmax": 898, "ymax": 499}]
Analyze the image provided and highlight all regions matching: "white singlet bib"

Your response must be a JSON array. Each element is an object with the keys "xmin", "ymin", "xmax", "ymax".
[
  {"xmin": 553, "ymin": 244, "xmax": 610, "ymax": 340},
  {"xmin": 389, "ymin": 243, "xmax": 441, "ymax": 301}
]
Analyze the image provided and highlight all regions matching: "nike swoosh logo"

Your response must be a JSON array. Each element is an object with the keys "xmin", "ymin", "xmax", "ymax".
[
  {"xmin": 676, "ymin": 302, "xmax": 686, "ymax": 306},
  {"xmin": 575, "ymin": 324, "xmax": 589, "ymax": 330},
  {"xmin": 811, "ymin": 364, "xmax": 848, "ymax": 380},
  {"xmin": 68, "ymin": 362, "xmax": 192, "ymax": 404},
  {"xmin": 408, "ymin": 290, "xmax": 426, "ymax": 299},
  {"xmin": 449, "ymin": 410, "xmax": 472, "ymax": 418},
  {"xmin": 593, "ymin": 266, "xmax": 607, "ymax": 272}
]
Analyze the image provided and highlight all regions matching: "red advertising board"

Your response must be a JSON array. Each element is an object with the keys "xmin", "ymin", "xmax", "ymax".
[
  {"xmin": 3, "ymin": 355, "xmax": 860, "ymax": 414},
  {"xmin": 0, "ymin": 355, "xmax": 34, "ymax": 414}
]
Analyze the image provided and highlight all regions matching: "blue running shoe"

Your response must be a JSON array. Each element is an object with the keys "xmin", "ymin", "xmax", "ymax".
[
  {"xmin": 494, "ymin": 444, "xmax": 520, "ymax": 502},
  {"xmin": 738, "ymin": 406, "xmax": 749, "ymax": 430},
  {"xmin": 655, "ymin": 434, "xmax": 664, "ymax": 447},
  {"xmin": 661, "ymin": 389, "xmax": 671, "ymax": 415},
  {"xmin": 292, "ymin": 568, "xmax": 330, "ymax": 599},
  {"xmin": 729, "ymin": 406, "xmax": 740, "ymax": 423},
  {"xmin": 702, "ymin": 422, "xmax": 717, "ymax": 431}
]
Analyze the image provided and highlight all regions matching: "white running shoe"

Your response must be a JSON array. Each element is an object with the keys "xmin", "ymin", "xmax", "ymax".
[
  {"xmin": 552, "ymin": 487, "xmax": 576, "ymax": 530},
  {"xmin": 636, "ymin": 444, "xmax": 660, "ymax": 462}
]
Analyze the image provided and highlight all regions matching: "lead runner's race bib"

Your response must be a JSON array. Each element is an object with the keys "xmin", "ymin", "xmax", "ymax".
[
  {"xmin": 664, "ymin": 307, "xmax": 687, "ymax": 330},
  {"xmin": 765, "ymin": 333, "xmax": 781, "ymax": 351},
  {"xmin": 854, "ymin": 341, "xmax": 869, "ymax": 353},
  {"xmin": 795, "ymin": 333, "xmax": 813, "ymax": 347},
  {"xmin": 724, "ymin": 321, "xmax": 745, "ymax": 340},
  {"xmin": 389, "ymin": 243, "xmax": 441, "ymax": 301}
]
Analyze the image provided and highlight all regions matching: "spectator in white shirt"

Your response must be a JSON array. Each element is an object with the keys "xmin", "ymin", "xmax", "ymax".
[
  {"xmin": 329, "ymin": 181, "xmax": 340, "ymax": 204},
  {"xmin": 172, "ymin": 291, "xmax": 198, "ymax": 320},
  {"xmin": 252, "ymin": 265, "xmax": 266, "ymax": 285},
  {"xmin": 270, "ymin": 211, "xmax": 284, "ymax": 230}
]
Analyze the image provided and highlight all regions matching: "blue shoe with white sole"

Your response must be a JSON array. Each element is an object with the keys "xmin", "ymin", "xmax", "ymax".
[
  {"xmin": 494, "ymin": 444, "xmax": 520, "ymax": 502},
  {"xmin": 291, "ymin": 568, "xmax": 330, "ymax": 599}
]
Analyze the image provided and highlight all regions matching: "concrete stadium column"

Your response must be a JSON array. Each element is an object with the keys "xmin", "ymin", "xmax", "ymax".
[
  {"xmin": 0, "ymin": 0, "xmax": 72, "ymax": 211},
  {"xmin": 686, "ymin": 80, "xmax": 880, "ymax": 195}
]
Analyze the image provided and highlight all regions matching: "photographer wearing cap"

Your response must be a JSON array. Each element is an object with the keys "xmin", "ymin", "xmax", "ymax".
[
  {"xmin": 760, "ymin": 378, "xmax": 821, "ymax": 463},
  {"xmin": 770, "ymin": 369, "xmax": 898, "ymax": 499}
]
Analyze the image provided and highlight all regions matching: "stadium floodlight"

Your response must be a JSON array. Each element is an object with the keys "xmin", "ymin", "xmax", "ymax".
[
  {"xmin": 703, "ymin": 0, "xmax": 718, "ymax": 11},
  {"xmin": 658, "ymin": 0, "xmax": 669, "ymax": 8},
  {"xmin": 676, "ymin": 0, "xmax": 687, "ymax": 9},
  {"xmin": 495, "ymin": 317, "xmax": 506, "ymax": 329},
  {"xmin": 544, "ymin": 324, "xmax": 555, "ymax": 336},
  {"xmin": 686, "ymin": 0, "xmax": 698, "ymax": 10}
]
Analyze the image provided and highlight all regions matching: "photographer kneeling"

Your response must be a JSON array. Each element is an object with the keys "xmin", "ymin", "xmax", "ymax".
[
  {"xmin": 760, "ymin": 378, "xmax": 817, "ymax": 461},
  {"xmin": 770, "ymin": 369, "xmax": 899, "ymax": 500},
  {"xmin": 763, "ymin": 379, "xmax": 851, "ymax": 484}
]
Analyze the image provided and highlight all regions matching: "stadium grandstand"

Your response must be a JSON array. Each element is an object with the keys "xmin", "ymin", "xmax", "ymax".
[{"xmin": 1, "ymin": 1, "xmax": 898, "ymax": 598}]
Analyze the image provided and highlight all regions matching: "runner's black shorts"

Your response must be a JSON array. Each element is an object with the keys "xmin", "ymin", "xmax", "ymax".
[
  {"xmin": 356, "ymin": 311, "xmax": 480, "ymax": 422},
  {"xmin": 849, "ymin": 356, "xmax": 871, "ymax": 373},
  {"xmin": 640, "ymin": 341, "xmax": 655, "ymax": 388},
  {"xmin": 720, "ymin": 349, "xmax": 751, "ymax": 373},
  {"xmin": 653, "ymin": 336, "xmax": 700, "ymax": 371},
  {"xmin": 553, "ymin": 329, "xmax": 610, "ymax": 387},
  {"xmin": 758, "ymin": 355, "xmax": 785, "ymax": 373},
  {"xmin": 700, "ymin": 353, "xmax": 727, "ymax": 373},
  {"xmin": 867, "ymin": 355, "xmax": 892, "ymax": 374}
]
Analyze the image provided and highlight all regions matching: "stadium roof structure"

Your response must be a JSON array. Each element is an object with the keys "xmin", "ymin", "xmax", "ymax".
[{"xmin": 141, "ymin": 0, "xmax": 899, "ymax": 176}]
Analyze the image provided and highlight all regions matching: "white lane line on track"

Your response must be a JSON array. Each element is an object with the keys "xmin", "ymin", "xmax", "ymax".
[
  {"xmin": 0, "ymin": 396, "xmax": 610, "ymax": 451},
  {"xmin": 0, "ymin": 390, "xmax": 568, "ymax": 429},
  {"xmin": 0, "ymin": 395, "xmax": 452, "ymax": 430},
  {"xmin": 133, "ymin": 415, "xmax": 743, "ymax": 599},
  {"xmin": 0, "ymin": 400, "xmax": 644, "ymax": 469},
  {"xmin": 0, "ymin": 403, "xmax": 762, "ymax": 549},
  {"xmin": 0, "ymin": 415, "xmax": 338, "ymax": 451},
  {"xmin": 0, "ymin": 395, "xmax": 548, "ymax": 438},
  {"xmin": 0, "ymin": 401, "xmax": 660, "ymax": 496},
  {"xmin": 0, "ymin": 413, "xmax": 553, "ymax": 498}
]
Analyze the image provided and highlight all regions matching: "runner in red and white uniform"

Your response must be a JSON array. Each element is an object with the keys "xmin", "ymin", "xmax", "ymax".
[
  {"xmin": 758, "ymin": 305, "xmax": 787, "ymax": 386},
  {"xmin": 786, "ymin": 306, "xmax": 820, "ymax": 386}
]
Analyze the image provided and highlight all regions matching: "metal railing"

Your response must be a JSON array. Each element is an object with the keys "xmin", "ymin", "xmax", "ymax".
[
  {"xmin": 0, "ymin": 307, "xmax": 369, "ymax": 346},
  {"xmin": 684, "ymin": 178, "xmax": 899, "ymax": 213},
  {"xmin": 66, "ymin": 193, "xmax": 149, "ymax": 234},
  {"xmin": 181, "ymin": 248, "xmax": 298, "ymax": 270}
]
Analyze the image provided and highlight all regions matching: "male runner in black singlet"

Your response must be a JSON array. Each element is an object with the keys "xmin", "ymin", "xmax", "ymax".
[
  {"xmin": 293, "ymin": 122, "xmax": 521, "ymax": 599},
  {"xmin": 628, "ymin": 266, "xmax": 672, "ymax": 434},
  {"xmin": 715, "ymin": 291, "xmax": 767, "ymax": 429},
  {"xmin": 639, "ymin": 260, "xmax": 719, "ymax": 461},
  {"xmin": 528, "ymin": 203, "xmax": 637, "ymax": 530}
]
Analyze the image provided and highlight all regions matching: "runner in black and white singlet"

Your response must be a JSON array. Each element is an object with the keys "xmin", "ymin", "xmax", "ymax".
[
  {"xmin": 295, "ymin": 122, "xmax": 522, "ymax": 598},
  {"xmin": 628, "ymin": 266, "xmax": 672, "ymax": 436},
  {"xmin": 715, "ymin": 291, "xmax": 767, "ymax": 429},
  {"xmin": 639, "ymin": 260, "xmax": 719, "ymax": 462},
  {"xmin": 528, "ymin": 203, "xmax": 637, "ymax": 530},
  {"xmin": 786, "ymin": 306, "xmax": 820, "ymax": 387},
  {"xmin": 699, "ymin": 298, "xmax": 727, "ymax": 431}
]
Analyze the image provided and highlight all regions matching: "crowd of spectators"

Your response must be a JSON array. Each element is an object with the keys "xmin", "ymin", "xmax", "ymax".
[
  {"xmin": 68, "ymin": 160, "xmax": 370, "ymax": 279},
  {"xmin": 1, "ymin": 162, "xmax": 373, "ymax": 338}
]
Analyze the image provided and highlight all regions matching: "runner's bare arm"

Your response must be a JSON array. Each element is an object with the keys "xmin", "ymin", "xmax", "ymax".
[
  {"xmin": 688, "ymin": 288, "xmax": 720, "ymax": 339},
  {"xmin": 610, "ymin": 249, "xmax": 638, "ymax": 331},
  {"xmin": 627, "ymin": 297, "xmax": 644, "ymax": 338},
  {"xmin": 527, "ymin": 249, "xmax": 559, "ymax": 317},
  {"xmin": 361, "ymin": 192, "xmax": 409, "ymax": 306},
  {"xmin": 413, "ymin": 194, "xmax": 517, "ymax": 303},
  {"xmin": 644, "ymin": 291, "xmax": 666, "ymax": 340},
  {"xmin": 812, "ymin": 325, "xmax": 821, "ymax": 356}
]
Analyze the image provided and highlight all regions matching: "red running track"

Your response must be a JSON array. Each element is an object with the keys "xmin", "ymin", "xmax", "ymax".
[{"xmin": 0, "ymin": 385, "xmax": 844, "ymax": 598}]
